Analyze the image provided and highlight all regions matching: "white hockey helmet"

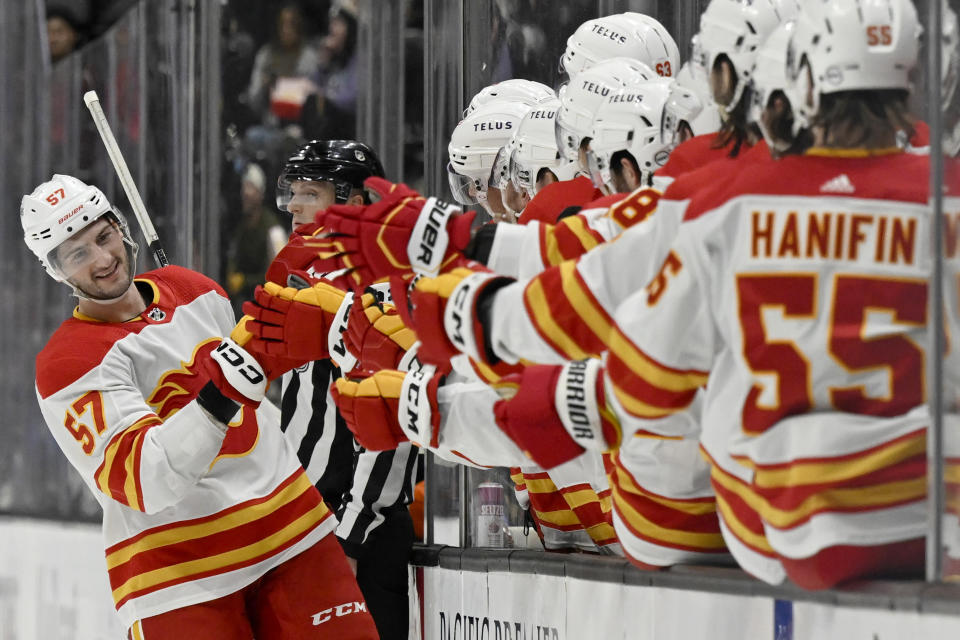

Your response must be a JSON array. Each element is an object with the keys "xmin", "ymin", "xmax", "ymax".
[
  {"xmin": 750, "ymin": 21, "xmax": 797, "ymax": 150},
  {"xmin": 785, "ymin": 0, "xmax": 921, "ymax": 130},
  {"xmin": 447, "ymin": 99, "xmax": 533, "ymax": 206},
  {"xmin": 555, "ymin": 57, "xmax": 659, "ymax": 163},
  {"xmin": 675, "ymin": 39, "xmax": 723, "ymax": 136},
  {"xmin": 559, "ymin": 13, "xmax": 680, "ymax": 81},
  {"xmin": 660, "ymin": 79, "xmax": 706, "ymax": 149},
  {"xmin": 21, "ymin": 174, "xmax": 138, "ymax": 286},
  {"xmin": 621, "ymin": 12, "xmax": 682, "ymax": 78},
  {"xmin": 586, "ymin": 78, "xmax": 677, "ymax": 192},
  {"xmin": 463, "ymin": 79, "xmax": 555, "ymax": 118},
  {"xmin": 503, "ymin": 97, "xmax": 581, "ymax": 200},
  {"xmin": 698, "ymin": 0, "xmax": 800, "ymax": 112}
]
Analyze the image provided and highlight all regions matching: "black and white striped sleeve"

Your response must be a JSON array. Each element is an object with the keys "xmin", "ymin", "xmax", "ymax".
[{"xmin": 335, "ymin": 442, "xmax": 418, "ymax": 557}]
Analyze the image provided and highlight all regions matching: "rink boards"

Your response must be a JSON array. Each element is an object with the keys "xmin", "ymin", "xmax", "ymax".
[
  {"xmin": 3, "ymin": 517, "xmax": 960, "ymax": 639},
  {"xmin": 413, "ymin": 547, "xmax": 960, "ymax": 640}
]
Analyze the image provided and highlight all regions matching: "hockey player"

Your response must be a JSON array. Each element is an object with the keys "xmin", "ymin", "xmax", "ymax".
[
  {"xmin": 267, "ymin": 139, "xmax": 419, "ymax": 640},
  {"xmin": 554, "ymin": 57, "xmax": 658, "ymax": 173},
  {"xmin": 22, "ymin": 175, "xmax": 378, "ymax": 638},
  {"xmin": 655, "ymin": 0, "xmax": 800, "ymax": 183},
  {"xmin": 559, "ymin": 12, "xmax": 680, "ymax": 82},
  {"xmin": 327, "ymin": 325, "xmax": 620, "ymax": 555},
  {"xmin": 448, "ymin": 98, "xmax": 538, "ymax": 223},
  {"xmin": 462, "ymin": 78, "xmax": 555, "ymax": 118},
  {"xmin": 492, "ymin": 0, "xmax": 932, "ymax": 588},
  {"xmin": 941, "ymin": 0, "xmax": 960, "ymax": 576}
]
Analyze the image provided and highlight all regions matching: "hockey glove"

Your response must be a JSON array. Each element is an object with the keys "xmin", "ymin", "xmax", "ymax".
[
  {"xmin": 195, "ymin": 337, "xmax": 267, "ymax": 425},
  {"xmin": 331, "ymin": 364, "xmax": 445, "ymax": 451},
  {"xmin": 493, "ymin": 359, "xmax": 617, "ymax": 469},
  {"xmin": 394, "ymin": 266, "xmax": 513, "ymax": 366},
  {"xmin": 314, "ymin": 177, "xmax": 476, "ymax": 288},
  {"xmin": 242, "ymin": 280, "xmax": 351, "ymax": 362},
  {"xmin": 230, "ymin": 315, "xmax": 309, "ymax": 380},
  {"xmin": 265, "ymin": 223, "xmax": 347, "ymax": 286},
  {"xmin": 344, "ymin": 291, "xmax": 419, "ymax": 372}
]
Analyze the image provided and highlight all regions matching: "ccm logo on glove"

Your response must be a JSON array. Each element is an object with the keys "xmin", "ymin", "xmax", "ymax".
[{"xmin": 213, "ymin": 340, "xmax": 265, "ymax": 387}]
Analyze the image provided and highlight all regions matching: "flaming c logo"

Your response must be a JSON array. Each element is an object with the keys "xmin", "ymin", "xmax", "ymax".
[
  {"xmin": 148, "ymin": 340, "xmax": 259, "ymax": 464},
  {"xmin": 148, "ymin": 340, "xmax": 218, "ymax": 419}
]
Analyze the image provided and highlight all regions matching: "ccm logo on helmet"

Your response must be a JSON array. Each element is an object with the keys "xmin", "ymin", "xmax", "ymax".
[
  {"xmin": 311, "ymin": 601, "xmax": 367, "ymax": 626},
  {"xmin": 58, "ymin": 204, "xmax": 84, "ymax": 225}
]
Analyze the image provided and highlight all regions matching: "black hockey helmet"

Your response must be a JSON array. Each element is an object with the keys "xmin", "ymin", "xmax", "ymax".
[{"xmin": 276, "ymin": 139, "xmax": 385, "ymax": 210}]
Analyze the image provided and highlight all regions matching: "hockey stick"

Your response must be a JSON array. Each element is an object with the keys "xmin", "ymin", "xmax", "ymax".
[{"xmin": 83, "ymin": 90, "xmax": 168, "ymax": 268}]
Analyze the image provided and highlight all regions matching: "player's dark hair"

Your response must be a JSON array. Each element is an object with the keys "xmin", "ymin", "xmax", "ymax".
[
  {"xmin": 811, "ymin": 90, "xmax": 914, "ymax": 149},
  {"xmin": 710, "ymin": 55, "xmax": 752, "ymax": 159},
  {"xmin": 609, "ymin": 150, "xmax": 643, "ymax": 186}
]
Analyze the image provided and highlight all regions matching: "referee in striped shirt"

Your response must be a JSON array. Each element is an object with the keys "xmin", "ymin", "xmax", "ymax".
[{"xmin": 273, "ymin": 140, "xmax": 419, "ymax": 639}]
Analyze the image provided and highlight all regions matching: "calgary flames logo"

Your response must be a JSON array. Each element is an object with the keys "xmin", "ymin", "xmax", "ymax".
[
  {"xmin": 148, "ymin": 340, "xmax": 217, "ymax": 419},
  {"xmin": 148, "ymin": 339, "xmax": 259, "ymax": 464}
]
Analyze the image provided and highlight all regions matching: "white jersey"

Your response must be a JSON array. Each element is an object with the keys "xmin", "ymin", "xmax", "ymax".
[
  {"xmin": 34, "ymin": 266, "xmax": 335, "ymax": 627},
  {"xmin": 486, "ymin": 186, "xmax": 682, "ymax": 365},
  {"xmin": 604, "ymin": 149, "xmax": 932, "ymax": 581},
  {"xmin": 486, "ymin": 192, "xmax": 640, "ymax": 279},
  {"xmin": 400, "ymin": 361, "xmax": 618, "ymax": 554}
]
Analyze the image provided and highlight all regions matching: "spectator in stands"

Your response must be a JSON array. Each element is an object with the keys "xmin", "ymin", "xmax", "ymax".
[
  {"xmin": 46, "ymin": 6, "xmax": 84, "ymax": 63},
  {"xmin": 301, "ymin": 4, "xmax": 359, "ymax": 139},
  {"xmin": 245, "ymin": 2, "xmax": 320, "ymax": 126},
  {"xmin": 225, "ymin": 163, "xmax": 285, "ymax": 317}
]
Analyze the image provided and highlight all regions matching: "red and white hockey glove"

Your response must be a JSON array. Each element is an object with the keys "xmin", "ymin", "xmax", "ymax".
[
  {"xmin": 331, "ymin": 370, "xmax": 408, "ymax": 451},
  {"xmin": 331, "ymin": 364, "xmax": 445, "ymax": 451},
  {"xmin": 230, "ymin": 315, "xmax": 309, "ymax": 380},
  {"xmin": 493, "ymin": 359, "xmax": 617, "ymax": 469},
  {"xmin": 394, "ymin": 266, "xmax": 513, "ymax": 366},
  {"xmin": 314, "ymin": 177, "xmax": 476, "ymax": 289},
  {"xmin": 195, "ymin": 337, "xmax": 267, "ymax": 425},
  {"xmin": 242, "ymin": 280, "xmax": 351, "ymax": 362},
  {"xmin": 344, "ymin": 291, "xmax": 419, "ymax": 372},
  {"xmin": 264, "ymin": 222, "xmax": 340, "ymax": 286}
]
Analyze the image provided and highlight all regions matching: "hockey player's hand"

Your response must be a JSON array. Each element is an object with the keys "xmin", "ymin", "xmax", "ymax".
[
  {"xmin": 493, "ymin": 359, "xmax": 616, "ymax": 469},
  {"xmin": 330, "ymin": 370, "xmax": 408, "ymax": 450},
  {"xmin": 344, "ymin": 290, "xmax": 419, "ymax": 372},
  {"xmin": 314, "ymin": 177, "xmax": 476, "ymax": 289},
  {"xmin": 242, "ymin": 281, "xmax": 350, "ymax": 362},
  {"xmin": 230, "ymin": 315, "xmax": 308, "ymax": 380},
  {"xmin": 394, "ymin": 266, "xmax": 513, "ymax": 366},
  {"xmin": 197, "ymin": 337, "xmax": 267, "ymax": 413},
  {"xmin": 265, "ymin": 224, "xmax": 340, "ymax": 286},
  {"xmin": 331, "ymin": 364, "xmax": 446, "ymax": 451}
]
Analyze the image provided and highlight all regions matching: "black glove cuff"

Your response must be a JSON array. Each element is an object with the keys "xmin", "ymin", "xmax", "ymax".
[
  {"xmin": 196, "ymin": 381, "xmax": 242, "ymax": 425},
  {"xmin": 463, "ymin": 222, "xmax": 498, "ymax": 265}
]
